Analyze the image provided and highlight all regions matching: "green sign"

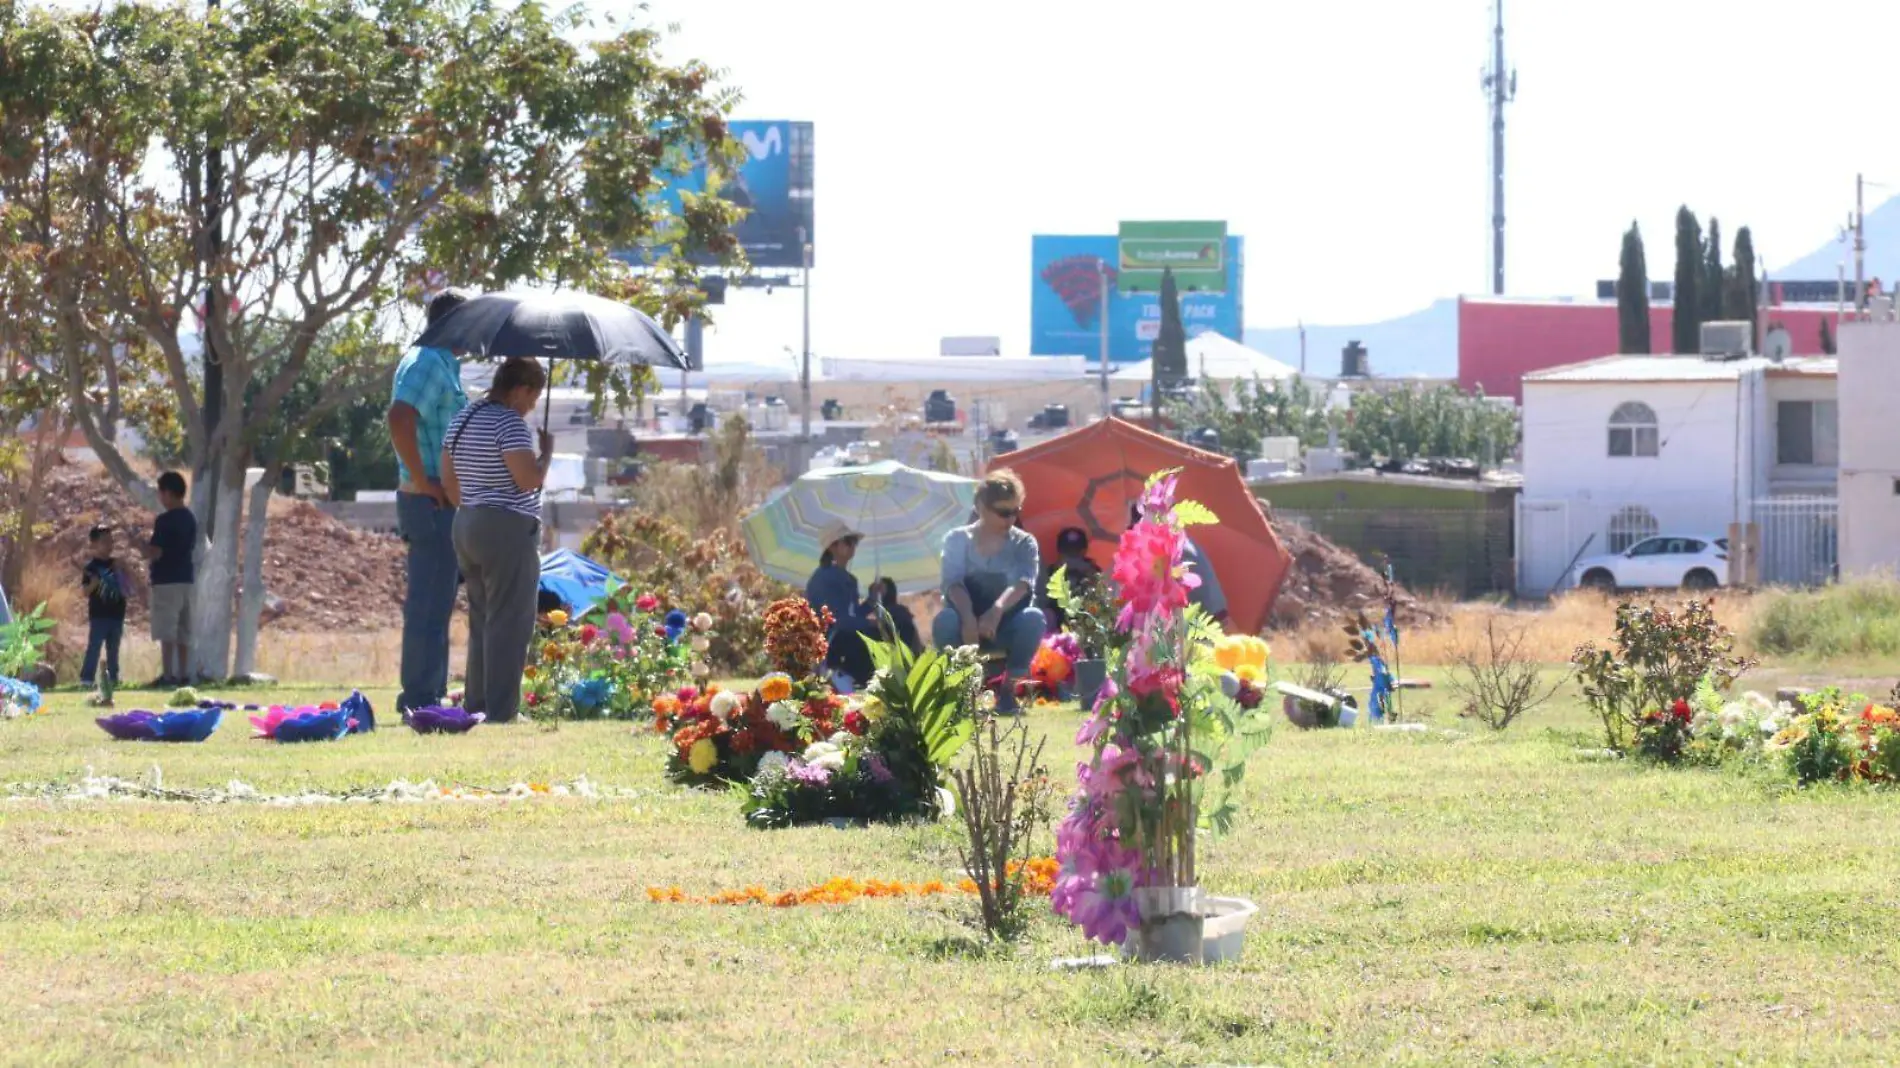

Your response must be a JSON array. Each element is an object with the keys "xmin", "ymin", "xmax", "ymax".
[{"xmin": 1116, "ymin": 220, "xmax": 1228, "ymax": 294}]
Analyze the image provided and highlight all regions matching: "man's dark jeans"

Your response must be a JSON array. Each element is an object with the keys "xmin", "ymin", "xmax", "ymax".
[{"xmin": 398, "ymin": 491, "xmax": 459, "ymax": 712}]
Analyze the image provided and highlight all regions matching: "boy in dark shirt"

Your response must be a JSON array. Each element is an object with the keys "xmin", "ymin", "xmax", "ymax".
[
  {"xmin": 79, "ymin": 524, "xmax": 129, "ymax": 695},
  {"xmin": 139, "ymin": 471, "xmax": 197, "ymax": 687}
]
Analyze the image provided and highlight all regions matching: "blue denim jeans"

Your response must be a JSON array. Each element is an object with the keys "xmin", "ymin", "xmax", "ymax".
[
  {"xmin": 931, "ymin": 603, "xmax": 1046, "ymax": 678},
  {"xmin": 81, "ymin": 617, "xmax": 123, "ymax": 686},
  {"xmin": 398, "ymin": 492, "xmax": 460, "ymax": 712}
]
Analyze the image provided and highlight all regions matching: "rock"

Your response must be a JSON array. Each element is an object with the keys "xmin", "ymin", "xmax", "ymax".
[{"xmin": 22, "ymin": 663, "xmax": 57, "ymax": 690}]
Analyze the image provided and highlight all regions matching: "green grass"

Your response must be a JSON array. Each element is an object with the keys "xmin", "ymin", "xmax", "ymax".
[
  {"xmin": 1751, "ymin": 576, "xmax": 1900, "ymax": 664},
  {"xmin": 4, "ymin": 675, "xmax": 1900, "ymax": 1065}
]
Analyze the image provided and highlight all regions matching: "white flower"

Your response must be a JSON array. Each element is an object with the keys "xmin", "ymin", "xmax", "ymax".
[
  {"xmin": 828, "ymin": 730, "xmax": 854, "ymax": 748},
  {"xmin": 756, "ymin": 751, "xmax": 790, "ymax": 777},
  {"xmin": 691, "ymin": 660, "xmax": 711, "ymax": 678},
  {"xmin": 767, "ymin": 700, "xmax": 803, "ymax": 730},
  {"xmin": 710, "ymin": 691, "xmax": 740, "ymax": 722},
  {"xmin": 803, "ymin": 740, "xmax": 847, "ymax": 771},
  {"xmin": 690, "ymin": 635, "xmax": 711, "ymax": 653},
  {"xmin": 692, "ymin": 612, "xmax": 715, "ymax": 632}
]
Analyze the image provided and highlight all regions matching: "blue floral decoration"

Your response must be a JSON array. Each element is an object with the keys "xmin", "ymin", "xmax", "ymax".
[
  {"xmin": 1, "ymin": 676, "xmax": 42, "ymax": 713},
  {"xmin": 663, "ymin": 609, "xmax": 688, "ymax": 642},
  {"xmin": 340, "ymin": 689, "xmax": 376, "ymax": 733},
  {"xmin": 568, "ymin": 676, "xmax": 614, "ymax": 713}
]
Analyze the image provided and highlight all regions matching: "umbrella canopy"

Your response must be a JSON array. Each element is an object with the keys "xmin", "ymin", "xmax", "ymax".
[
  {"xmin": 538, "ymin": 549, "xmax": 618, "ymax": 618},
  {"xmin": 414, "ymin": 291, "xmax": 687, "ymax": 370},
  {"xmin": 743, "ymin": 460, "xmax": 978, "ymax": 595},
  {"xmin": 995, "ymin": 417, "xmax": 1292, "ymax": 634}
]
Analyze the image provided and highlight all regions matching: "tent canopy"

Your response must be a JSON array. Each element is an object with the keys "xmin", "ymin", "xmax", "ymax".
[
  {"xmin": 538, "ymin": 549, "xmax": 617, "ymax": 618},
  {"xmin": 1112, "ymin": 333, "xmax": 1298, "ymax": 383},
  {"xmin": 992, "ymin": 417, "xmax": 1292, "ymax": 635}
]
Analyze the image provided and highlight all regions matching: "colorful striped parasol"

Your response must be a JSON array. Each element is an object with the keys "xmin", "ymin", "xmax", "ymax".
[{"xmin": 743, "ymin": 460, "xmax": 978, "ymax": 595}]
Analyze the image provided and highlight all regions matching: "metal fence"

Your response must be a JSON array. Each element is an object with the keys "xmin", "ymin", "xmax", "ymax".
[
  {"xmin": 1753, "ymin": 496, "xmax": 1838, "ymax": 587},
  {"xmin": 1277, "ymin": 508, "xmax": 1516, "ymax": 599},
  {"xmin": 1513, "ymin": 495, "xmax": 1839, "ymax": 596}
]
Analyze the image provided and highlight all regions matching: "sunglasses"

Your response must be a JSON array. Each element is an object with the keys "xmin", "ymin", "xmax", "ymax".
[{"xmin": 989, "ymin": 506, "xmax": 1019, "ymax": 520}]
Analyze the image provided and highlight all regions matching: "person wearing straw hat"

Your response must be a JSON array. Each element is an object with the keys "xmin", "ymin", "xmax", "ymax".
[{"xmin": 806, "ymin": 520, "xmax": 878, "ymax": 690}]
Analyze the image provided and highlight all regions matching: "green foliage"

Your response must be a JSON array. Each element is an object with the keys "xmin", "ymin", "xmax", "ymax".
[
  {"xmin": 865, "ymin": 630, "xmax": 978, "ymax": 772},
  {"xmin": 0, "ymin": 603, "xmax": 53, "ymax": 678},
  {"xmin": 1751, "ymin": 577, "xmax": 1900, "ymax": 661},
  {"xmin": 1617, "ymin": 222, "xmax": 1652, "ymax": 354},
  {"xmin": 1674, "ymin": 206, "xmax": 1704, "ymax": 355},
  {"xmin": 1164, "ymin": 375, "xmax": 1332, "ymax": 459},
  {"xmin": 1782, "ymin": 691, "xmax": 1861, "ymax": 785},
  {"xmin": 1571, "ymin": 599, "xmax": 1755, "ymax": 753},
  {"xmin": 1341, "ymin": 385, "xmax": 1518, "ymax": 465},
  {"xmin": 1727, "ymin": 226, "xmax": 1760, "ymax": 323},
  {"xmin": 1701, "ymin": 217, "xmax": 1725, "ymax": 326},
  {"xmin": 1047, "ymin": 564, "xmax": 1118, "ymax": 660},
  {"xmin": 245, "ymin": 317, "xmax": 400, "ymax": 499}
]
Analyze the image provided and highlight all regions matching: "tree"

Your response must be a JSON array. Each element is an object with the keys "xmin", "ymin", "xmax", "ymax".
[
  {"xmin": 1152, "ymin": 267, "xmax": 1188, "ymax": 390},
  {"xmin": 1701, "ymin": 217, "xmax": 1725, "ymax": 326},
  {"xmin": 1727, "ymin": 226, "xmax": 1760, "ymax": 329},
  {"xmin": 1673, "ymin": 206, "xmax": 1703, "ymax": 354},
  {"xmin": 1819, "ymin": 318, "xmax": 1837, "ymax": 355},
  {"xmin": 1165, "ymin": 375, "xmax": 1331, "ymax": 460},
  {"xmin": 1340, "ymin": 386, "xmax": 1519, "ymax": 465},
  {"xmin": 1617, "ymin": 223, "xmax": 1651, "ymax": 354},
  {"xmin": 0, "ymin": 0, "xmax": 743, "ymax": 678}
]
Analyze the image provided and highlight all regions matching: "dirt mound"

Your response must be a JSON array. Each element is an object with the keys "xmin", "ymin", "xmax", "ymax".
[
  {"xmin": 1268, "ymin": 520, "xmax": 1437, "ymax": 632},
  {"xmin": 35, "ymin": 460, "xmax": 408, "ymax": 633}
]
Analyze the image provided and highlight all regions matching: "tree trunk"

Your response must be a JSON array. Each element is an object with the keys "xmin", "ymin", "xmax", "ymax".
[
  {"xmin": 188, "ymin": 452, "xmax": 246, "ymax": 681},
  {"xmin": 232, "ymin": 466, "xmax": 281, "ymax": 679}
]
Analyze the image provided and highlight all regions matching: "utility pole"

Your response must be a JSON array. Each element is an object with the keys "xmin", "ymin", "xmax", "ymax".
[
  {"xmin": 1480, "ymin": 1, "xmax": 1516, "ymax": 295},
  {"xmin": 1298, "ymin": 320, "xmax": 1307, "ymax": 375},
  {"xmin": 799, "ymin": 227, "xmax": 812, "ymax": 441},
  {"xmin": 1097, "ymin": 258, "xmax": 1111, "ymax": 420},
  {"xmin": 1855, "ymin": 173, "xmax": 1866, "ymax": 317}
]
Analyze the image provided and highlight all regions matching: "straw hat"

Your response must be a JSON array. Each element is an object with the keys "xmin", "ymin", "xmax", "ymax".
[{"xmin": 816, "ymin": 520, "xmax": 863, "ymax": 553}]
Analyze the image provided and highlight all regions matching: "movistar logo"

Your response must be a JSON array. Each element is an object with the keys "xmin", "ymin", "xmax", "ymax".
[{"xmin": 741, "ymin": 126, "xmax": 783, "ymax": 160}]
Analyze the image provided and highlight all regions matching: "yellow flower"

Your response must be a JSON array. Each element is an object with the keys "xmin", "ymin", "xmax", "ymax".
[
  {"xmin": 857, "ymin": 694, "xmax": 887, "ymax": 723},
  {"xmin": 523, "ymin": 666, "xmax": 539, "ymax": 681},
  {"xmin": 688, "ymin": 737, "xmax": 719, "ymax": 775},
  {"xmin": 547, "ymin": 610, "xmax": 569, "ymax": 628},
  {"xmin": 759, "ymin": 674, "xmax": 794, "ymax": 703},
  {"xmin": 1235, "ymin": 664, "xmax": 1265, "ymax": 685}
]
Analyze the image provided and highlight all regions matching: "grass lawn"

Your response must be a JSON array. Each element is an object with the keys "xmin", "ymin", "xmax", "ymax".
[{"xmin": 4, "ymin": 673, "xmax": 1900, "ymax": 1065}]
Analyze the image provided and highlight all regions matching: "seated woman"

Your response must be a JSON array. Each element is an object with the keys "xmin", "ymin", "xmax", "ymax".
[
  {"xmin": 867, "ymin": 576, "xmax": 923, "ymax": 656},
  {"xmin": 805, "ymin": 521, "xmax": 878, "ymax": 690},
  {"xmin": 932, "ymin": 469, "xmax": 1045, "ymax": 713}
]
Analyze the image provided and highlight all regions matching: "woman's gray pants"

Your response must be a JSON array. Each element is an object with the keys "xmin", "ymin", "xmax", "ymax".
[{"xmin": 451, "ymin": 506, "xmax": 541, "ymax": 723}]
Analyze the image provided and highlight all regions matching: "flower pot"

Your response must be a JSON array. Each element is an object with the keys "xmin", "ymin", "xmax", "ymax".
[
  {"xmin": 1200, "ymin": 896, "xmax": 1258, "ymax": 964},
  {"xmin": 1132, "ymin": 886, "xmax": 1205, "ymax": 965},
  {"xmin": 1073, "ymin": 659, "xmax": 1108, "ymax": 708}
]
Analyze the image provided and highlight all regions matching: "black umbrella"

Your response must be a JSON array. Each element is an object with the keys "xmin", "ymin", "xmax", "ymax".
[{"xmin": 415, "ymin": 290, "xmax": 689, "ymax": 427}]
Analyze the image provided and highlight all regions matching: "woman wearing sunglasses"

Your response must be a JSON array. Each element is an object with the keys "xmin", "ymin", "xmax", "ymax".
[{"xmin": 933, "ymin": 469, "xmax": 1044, "ymax": 713}]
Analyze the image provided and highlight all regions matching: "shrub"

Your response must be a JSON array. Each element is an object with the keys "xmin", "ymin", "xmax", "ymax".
[
  {"xmin": 1571, "ymin": 599, "xmax": 1755, "ymax": 756},
  {"xmin": 1750, "ymin": 578, "xmax": 1900, "ymax": 661},
  {"xmin": 1447, "ymin": 614, "xmax": 1565, "ymax": 730},
  {"xmin": 952, "ymin": 714, "xmax": 1053, "ymax": 942}
]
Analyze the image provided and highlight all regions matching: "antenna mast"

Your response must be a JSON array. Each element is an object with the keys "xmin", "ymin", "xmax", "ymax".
[{"xmin": 1481, "ymin": 1, "xmax": 1516, "ymax": 294}]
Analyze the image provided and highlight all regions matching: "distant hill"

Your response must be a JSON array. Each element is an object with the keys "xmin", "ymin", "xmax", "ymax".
[
  {"xmin": 1775, "ymin": 195, "xmax": 1900, "ymax": 282},
  {"xmin": 1244, "ymin": 298, "xmax": 1458, "ymax": 379}
]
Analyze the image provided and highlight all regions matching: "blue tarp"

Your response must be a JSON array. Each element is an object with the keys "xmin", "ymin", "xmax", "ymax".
[{"xmin": 538, "ymin": 549, "xmax": 618, "ymax": 618}]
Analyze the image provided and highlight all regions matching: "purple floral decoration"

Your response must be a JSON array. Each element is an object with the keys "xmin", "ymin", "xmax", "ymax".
[{"xmin": 407, "ymin": 706, "xmax": 486, "ymax": 734}]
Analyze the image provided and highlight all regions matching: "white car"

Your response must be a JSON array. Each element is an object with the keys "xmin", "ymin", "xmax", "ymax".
[{"xmin": 1568, "ymin": 535, "xmax": 1730, "ymax": 592}]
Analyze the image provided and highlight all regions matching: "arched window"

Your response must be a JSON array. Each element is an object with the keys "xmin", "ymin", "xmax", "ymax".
[
  {"xmin": 1607, "ymin": 505, "xmax": 1660, "ymax": 553},
  {"xmin": 1607, "ymin": 401, "xmax": 1659, "ymax": 458}
]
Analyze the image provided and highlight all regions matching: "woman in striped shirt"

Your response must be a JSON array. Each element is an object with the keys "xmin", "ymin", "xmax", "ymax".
[{"xmin": 441, "ymin": 357, "xmax": 553, "ymax": 724}]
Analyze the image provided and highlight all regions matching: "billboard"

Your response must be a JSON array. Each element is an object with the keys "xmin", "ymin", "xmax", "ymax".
[
  {"xmin": 655, "ymin": 120, "xmax": 816, "ymax": 269},
  {"xmin": 1117, "ymin": 220, "xmax": 1228, "ymax": 293},
  {"xmin": 1030, "ymin": 234, "xmax": 1245, "ymax": 360}
]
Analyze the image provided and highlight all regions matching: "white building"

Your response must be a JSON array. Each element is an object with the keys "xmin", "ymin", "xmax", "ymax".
[
  {"xmin": 1838, "ymin": 320, "xmax": 1900, "ymax": 577},
  {"xmin": 1517, "ymin": 352, "xmax": 1838, "ymax": 595}
]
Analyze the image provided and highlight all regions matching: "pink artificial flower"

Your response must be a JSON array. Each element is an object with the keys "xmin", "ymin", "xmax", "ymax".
[
  {"xmin": 1110, "ymin": 521, "xmax": 1196, "ymax": 631},
  {"xmin": 1090, "ymin": 676, "xmax": 1119, "ymax": 714},
  {"xmin": 1069, "ymin": 844, "xmax": 1144, "ymax": 946},
  {"xmin": 1075, "ymin": 713, "xmax": 1108, "ymax": 747},
  {"xmin": 1096, "ymin": 743, "xmax": 1155, "ymax": 793},
  {"xmin": 1047, "ymin": 632, "xmax": 1082, "ymax": 663},
  {"xmin": 635, "ymin": 593, "xmax": 660, "ymax": 613},
  {"xmin": 1126, "ymin": 662, "xmax": 1186, "ymax": 711}
]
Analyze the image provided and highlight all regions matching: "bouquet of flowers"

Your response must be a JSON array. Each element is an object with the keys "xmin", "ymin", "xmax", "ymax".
[
  {"xmin": 763, "ymin": 597, "xmax": 832, "ymax": 678},
  {"xmin": 522, "ymin": 600, "xmax": 704, "ymax": 720},
  {"xmin": 1052, "ymin": 473, "xmax": 1275, "ymax": 958},
  {"xmin": 658, "ymin": 672, "xmax": 856, "ymax": 786},
  {"xmin": 1, "ymin": 675, "xmax": 42, "ymax": 720},
  {"xmin": 1023, "ymin": 634, "xmax": 1080, "ymax": 703}
]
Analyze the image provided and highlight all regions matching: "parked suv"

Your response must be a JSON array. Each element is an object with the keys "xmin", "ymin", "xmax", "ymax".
[{"xmin": 1567, "ymin": 535, "xmax": 1730, "ymax": 592}]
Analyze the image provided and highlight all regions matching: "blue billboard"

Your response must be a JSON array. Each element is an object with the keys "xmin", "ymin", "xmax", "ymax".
[
  {"xmin": 1029, "ymin": 234, "xmax": 1244, "ymax": 359},
  {"xmin": 656, "ymin": 120, "xmax": 816, "ymax": 269}
]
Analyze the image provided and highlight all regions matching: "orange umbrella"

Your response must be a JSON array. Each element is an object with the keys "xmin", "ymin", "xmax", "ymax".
[{"xmin": 991, "ymin": 418, "xmax": 1291, "ymax": 635}]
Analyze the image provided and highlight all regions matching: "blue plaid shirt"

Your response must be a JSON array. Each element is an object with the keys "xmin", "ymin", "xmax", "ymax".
[{"xmin": 390, "ymin": 346, "xmax": 467, "ymax": 483}]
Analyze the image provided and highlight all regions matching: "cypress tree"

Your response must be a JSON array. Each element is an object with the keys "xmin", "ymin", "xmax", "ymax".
[
  {"xmin": 1702, "ymin": 217, "xmax": 1725, "ymax": 325},
  {"xmin": 1617, "ymin": 223, "xmax": 1651, "ymax": 354},
  {"xmin": 1673, "ymin": 206, "xmax": 1702, "ymax": 354}
]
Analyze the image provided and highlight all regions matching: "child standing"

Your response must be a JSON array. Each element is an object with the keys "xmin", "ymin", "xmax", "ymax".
[
  {"xmin": 139, "ymin": 471, "xmax": 197, "ymax": 687},
  {"xmin": 80, "ymin": 525, "xmax": 129, "ymax": 692}
]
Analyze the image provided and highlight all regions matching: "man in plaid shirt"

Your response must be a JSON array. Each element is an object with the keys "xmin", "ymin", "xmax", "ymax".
[{"xmin": 387, "ymin": 289, "xmax": 471, "ymax": 713}]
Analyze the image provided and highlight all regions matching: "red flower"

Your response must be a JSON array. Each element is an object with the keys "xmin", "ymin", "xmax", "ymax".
[
  {"xmin": 526, "ymin": 693, "xmax": 540, "ymax": 706},
  {"xmin": 677, "ymin": 686, "xmax": 700, "ymax": 704},
  {"xmin": 1670, "ymin": 698, "xmax": 1692, "ymax": 724},
  {"xmin": 844, "ymin": 709, "xmax": 868, "ymax": 736},
  {"xmin": 636, "ymin": 593, "xmax": 660, "ymax": 613},
  {"xmin": 577, "ymin": 624, "xmax": 599, "ymax": 646}
]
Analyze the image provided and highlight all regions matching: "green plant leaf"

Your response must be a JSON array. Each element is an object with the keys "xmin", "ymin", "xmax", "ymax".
[{"xmin": 1172, "ymin": 500, "xmax": 1219, "ymax": 527}]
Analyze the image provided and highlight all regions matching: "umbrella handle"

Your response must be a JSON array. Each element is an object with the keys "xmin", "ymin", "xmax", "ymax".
[{"xmin": 543, "ymin": 378, "xmax": 552, "ymax": 434}]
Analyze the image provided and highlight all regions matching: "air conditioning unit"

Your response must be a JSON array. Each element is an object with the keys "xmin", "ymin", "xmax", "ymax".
[{"xmin": 1699, "ymin": 320, "xmax": 1752, "ymax": 358}]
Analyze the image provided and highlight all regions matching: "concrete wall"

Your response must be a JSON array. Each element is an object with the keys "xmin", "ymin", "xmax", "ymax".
[{"xmin": 1838, "ymin": 322, "xmax": 1900, "ymax": 576}]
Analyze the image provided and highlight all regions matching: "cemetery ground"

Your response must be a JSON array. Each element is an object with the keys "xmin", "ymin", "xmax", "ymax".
[{"xmin": 4, "ymin": 663, "xmax": 1898, "ymax": 1066}]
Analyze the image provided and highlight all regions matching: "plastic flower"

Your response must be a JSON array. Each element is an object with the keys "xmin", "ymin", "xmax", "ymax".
[
  {"xmin": 803, "ymin": 740, "xmax": 846, "ymax": 771},
  {"xmin": 759, "ymin": 674, "xmax": 794, "ymax": 703},
  {"xmin": 664, "ymin": 610, "xmax": 689, "ymax": 641},
  {"xmin": 766, "ymin": 700, "xmax": 803, "ymax": 730},
  {"xmin": 547, "ymin": 610, "xmax": 569, "ymax": 628},
  {"xmin": 1069, "ymin": 846, "xmax": 1143, "ymax": 946},
  {"xmin": 541, "ymin": 641, "xmax": 566, "ymax": 663},
  {"xmin": 1110, "ymin": 519, "xmax": 1197, "ymax": 629},
  {"xmin": 568, "ymin": 677, "xmax": 613, "ymax": 713},
  {"xmin": 635, "ymin": 593, "xmax": 660, "ymax": 613},
  {"xmin": 843, "ymin": 709, "xmax": 869, "ymax": 736},
  {"xmin": 688, "ymin": 737, "xmax": 719, "ymax": 775},
  {"xmin": 788, "ymin": 759, "xmax": 832, "ymax": 786},
  {"xmin": 710, "ymin": 691, "xmax": 740, "ymax": 722},
  {"xmin": 756, "ymin": 751, "xmax": 790, "ymax": 777},
  {"xmin": 692, "ymin": 612, "xmax": 714, "ymax": 632},
  {"xmin": 577, "ymin": 623, "xmax": 599, "ymax": 646}
]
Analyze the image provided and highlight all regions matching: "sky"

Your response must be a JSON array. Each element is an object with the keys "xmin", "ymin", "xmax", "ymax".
[{"xmin": 633, "ymin": 0, "xmax": 1900, "ymax": 367}]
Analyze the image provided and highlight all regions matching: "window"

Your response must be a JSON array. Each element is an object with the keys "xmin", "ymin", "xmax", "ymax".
[
  {"xmin": 1608, "ymin": 506, "xmax": 1660, "ymax": 553},
  {"xmin": 1607, "ymin": 401, "xmax": 1660, "ymax": 458},
  {"xmin": 1777, "ymin": 400, "xmax": 1839, "ymax": 466}
]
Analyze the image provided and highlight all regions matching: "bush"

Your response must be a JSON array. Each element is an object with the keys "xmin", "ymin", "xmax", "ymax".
[
  {"xmin": 1750, "ymin": 578, "xmax": 1900, "ymax": 661},
  {"xmin": 1447, "ymin": 614, "xmax": 1564, "ymax": 730},
  {"xmin": 1572, "ymin": 599, "xmax": 1755, "ymax": 756}
]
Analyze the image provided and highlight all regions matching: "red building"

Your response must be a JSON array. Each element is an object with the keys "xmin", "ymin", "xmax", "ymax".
[{"xmin": 1458, "ymin": 297, "xmax": 1842, "ymax": 400}]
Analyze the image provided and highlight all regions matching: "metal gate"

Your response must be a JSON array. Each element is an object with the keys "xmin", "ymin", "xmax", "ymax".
[
  {"xmin": 1752, "ymin": 496, "xmax": 1838, "ymax": 587},
  {"xmin": 1515, "ymin": 498, "xmax": 1572, "ymax": 597}
]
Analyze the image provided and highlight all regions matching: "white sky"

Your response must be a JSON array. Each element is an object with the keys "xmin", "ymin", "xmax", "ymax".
[{"xmin": 638, "ymin": 0, "xmax": 1900, "ymax": 364}]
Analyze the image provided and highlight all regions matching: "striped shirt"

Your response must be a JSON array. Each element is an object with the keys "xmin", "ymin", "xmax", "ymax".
[
  {"xmin": 390, "ymin": 346, "xmax": 467, "ymax": 483},
  {"xmin": 444, "ymin": 401, "xmax": 541, "ymax": 518}
]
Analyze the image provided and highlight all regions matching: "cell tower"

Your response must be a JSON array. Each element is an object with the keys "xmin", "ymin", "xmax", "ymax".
[{"xmin": 1480, "ymin": 1, "xmax": 1516, "ymax": 295}]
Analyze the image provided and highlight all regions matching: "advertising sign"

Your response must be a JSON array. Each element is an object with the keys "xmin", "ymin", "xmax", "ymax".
[
  {"xmin": 653, "ymin": 120, "xmax": 816, "ymax": 269},
  {"xmin": 1116, "ymin": 220, "xmax": 1228, "ymax": 294},
  {"xmin": 1030, "ymin": 234, "xmax": 1245, "ymax": 359}
]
